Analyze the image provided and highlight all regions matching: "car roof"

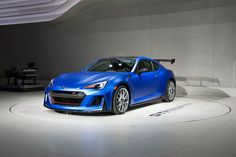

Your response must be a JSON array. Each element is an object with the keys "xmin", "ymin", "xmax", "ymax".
[{"xmin": 109, "ymin": 56, "xmax": 153, "ymax": 60}]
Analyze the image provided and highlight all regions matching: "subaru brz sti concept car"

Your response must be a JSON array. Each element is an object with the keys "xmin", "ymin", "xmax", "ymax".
[{"xmin": 44, "ymin": 56, "xmax": 176, "ymax": 114}]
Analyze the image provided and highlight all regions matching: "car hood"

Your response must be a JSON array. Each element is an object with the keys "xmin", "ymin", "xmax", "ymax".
[{"xmin": 53, "ymin": 71, "xmax": 129, "ymax": 88}]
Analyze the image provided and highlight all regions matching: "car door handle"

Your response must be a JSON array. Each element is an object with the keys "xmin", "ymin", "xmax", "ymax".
[{"xmin": 154, "ymin": 75, "xmax": 158, "ymax": 78}]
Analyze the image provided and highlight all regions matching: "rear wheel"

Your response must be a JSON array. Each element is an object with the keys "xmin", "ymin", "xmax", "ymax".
[
  {"xmin": 163, "ymin": 80, "xmax": 176, "ymax": 102},
  {"xmin": 112, "ymin": 85, "xmax": 130, "ymax": 114}
]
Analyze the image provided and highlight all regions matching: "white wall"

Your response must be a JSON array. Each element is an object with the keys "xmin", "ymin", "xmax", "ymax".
[{"xmin": 0, "ymin": 0, "xmax": 236, "ymax": 87}]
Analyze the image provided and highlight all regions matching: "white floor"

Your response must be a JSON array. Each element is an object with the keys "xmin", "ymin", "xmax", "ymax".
[{"xmin": 0, "ymin": 86, "xmax": 236, "ymax": 157}]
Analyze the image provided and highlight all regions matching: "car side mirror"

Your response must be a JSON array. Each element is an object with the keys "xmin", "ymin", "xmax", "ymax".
[{"xmin": 137, "ymin": 68, "xmax": 148, "ymax": 74}]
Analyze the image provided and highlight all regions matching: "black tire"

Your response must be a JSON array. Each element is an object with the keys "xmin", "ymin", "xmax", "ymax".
[
  {"xmin": 162, "ymin": 80, "xmax": 176, "ymax": 102},
  {"xmin": 112, "ymin": 85, "xmax": 130, "ymax": 115}
]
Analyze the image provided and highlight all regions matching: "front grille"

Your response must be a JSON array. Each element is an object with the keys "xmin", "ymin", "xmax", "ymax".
[
  {"xmin": 52, "ymin": 97, "xmax": 83, "ymax": 106},
  {"xmin": 50, "ymin": 90, "xmax": 85, "ymax": 106}
]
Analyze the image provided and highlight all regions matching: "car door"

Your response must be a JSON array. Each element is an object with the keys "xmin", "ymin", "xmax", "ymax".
[{"xmin": 130, "ymin": 59, "xmax": 159, "ymax": 102}]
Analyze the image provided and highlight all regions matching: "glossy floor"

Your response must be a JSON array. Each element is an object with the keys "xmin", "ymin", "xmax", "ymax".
[{"xmin": 0, "ymin": 86, "xmax": 236, "ymax": 157}]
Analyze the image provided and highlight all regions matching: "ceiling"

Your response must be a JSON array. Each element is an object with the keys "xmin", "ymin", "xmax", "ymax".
[
  {"xmin": 0, "ymin": 0, "xmax": 235, "ymax": 26},
  {"xmin": 0, "ymin": 0, "xmax": 82, "ymax": 26}
]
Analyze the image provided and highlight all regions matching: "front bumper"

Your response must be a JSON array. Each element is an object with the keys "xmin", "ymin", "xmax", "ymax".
[{"xmin": 44, "ymin": 86, "xmax": 113, "ymax": 112}]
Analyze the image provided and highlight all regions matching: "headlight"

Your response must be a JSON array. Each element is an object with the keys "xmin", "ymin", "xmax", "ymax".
[
  {"xmin": 84, "ymin": 81, "xmax": 108, "ymax": 89},
  {"xmin": 49, "ymin": 79, "xmax": 54, "ymax": 87}
]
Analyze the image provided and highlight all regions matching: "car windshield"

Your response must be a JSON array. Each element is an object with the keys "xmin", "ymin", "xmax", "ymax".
[{"xmin": 87, "ymin": 57, "xmax": 136, "ymax": 72}]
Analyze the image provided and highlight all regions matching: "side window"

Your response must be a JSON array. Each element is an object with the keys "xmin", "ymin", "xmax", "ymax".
[
  {"xmin": 152, "ymin": 61, "xmax": 159, "ymax": 71},
  {"xmin": 136, "ymin": 60, "xmax": 153, "ymax": 72}
]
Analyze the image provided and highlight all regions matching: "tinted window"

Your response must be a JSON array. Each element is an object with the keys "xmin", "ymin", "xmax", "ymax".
[
  {"xmin": 136, "ymin": 60, "xmax": 153, "ymax": 72},
  {"xmin": 152, "ymin": 61, "xmax": 159, "ymax": 71},
  {"xmin": 88, "ymin": 61, "xmax": 111, "ymax": 71},
  {"xmin": 88, "ymin": 58, "xmax": 136, "ymax": 72}
]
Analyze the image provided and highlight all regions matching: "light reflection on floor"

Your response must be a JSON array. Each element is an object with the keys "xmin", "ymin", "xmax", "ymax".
[{"xmin": 0, "ymin": 87, "xmax": 236, "ymax": 157}]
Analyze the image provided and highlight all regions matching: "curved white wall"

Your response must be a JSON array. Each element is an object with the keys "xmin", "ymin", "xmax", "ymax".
[
  {"xmin": 0, "ymin": 0, "xmax": 236, "ymax": 87},
  {"xmin": 0, "ymin": 0, "xmax": 82, "ymax": 25}
]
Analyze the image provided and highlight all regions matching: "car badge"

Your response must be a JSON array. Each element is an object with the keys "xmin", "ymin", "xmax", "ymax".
[
  {"xmin": 72, "ymin": 92, "xmax": 77, "ymax": 95},
  {"xmin": 77, "ymin": 92, "xmax": 85, "ymax": 98}
]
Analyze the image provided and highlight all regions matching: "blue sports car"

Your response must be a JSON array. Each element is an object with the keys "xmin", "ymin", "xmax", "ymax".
[{"xmin": 44, "ymin": 56, "xmax": 176, "ymax": 114}]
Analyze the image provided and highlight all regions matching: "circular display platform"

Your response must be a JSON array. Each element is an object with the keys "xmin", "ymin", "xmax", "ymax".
[{"xmin": 9, "ymin": 97, "xmax": 231, "ymax": 124}]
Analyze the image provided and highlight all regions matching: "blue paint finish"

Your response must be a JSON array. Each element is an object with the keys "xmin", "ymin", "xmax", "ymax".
[{"xmin": 44, "ymin": 56, "xmax": 175, "ymax": 112}]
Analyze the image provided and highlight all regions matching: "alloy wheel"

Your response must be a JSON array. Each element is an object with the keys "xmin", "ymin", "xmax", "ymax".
[
  {"xmin": 115, "ymin": 87, "xmax": 129, "ymax": 113},
  {"xmin": 167, "ymin": 81, "xmax": 176, "ymax": 101}
]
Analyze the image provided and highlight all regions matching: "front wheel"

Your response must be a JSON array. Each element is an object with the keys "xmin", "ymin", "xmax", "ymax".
[
  {"xmin": 163, "ymin": 80, "xmax": 176, "ymax": 102},
  {"xmin": 112, "ymin": 85, "xmax": 130, "ymax": 115}
]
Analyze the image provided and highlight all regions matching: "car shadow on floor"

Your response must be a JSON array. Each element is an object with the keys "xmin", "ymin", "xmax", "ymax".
[
  {"xmin": 127, "ymin": 99, "xmax": 163, "ymax": 112},
  {"xmin": 54, "ymin": 99, "xmax": 163, "ymax": 116}
]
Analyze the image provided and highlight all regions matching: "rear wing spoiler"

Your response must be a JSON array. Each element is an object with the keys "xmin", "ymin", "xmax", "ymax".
[{"xmin": 154, "ymin": 58, "xmax": 175, "ymax": 64}]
